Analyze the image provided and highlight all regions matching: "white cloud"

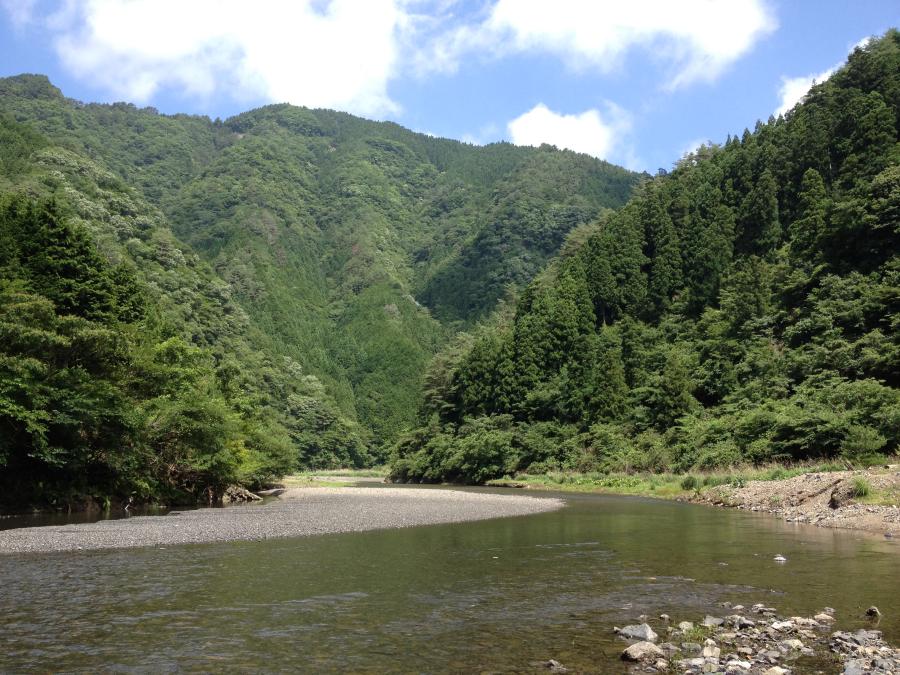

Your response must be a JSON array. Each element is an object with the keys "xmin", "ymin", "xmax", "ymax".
[
  {"xmin": 422, "ymin": 0, "xmax": 776, "ymax": 88},
  {"xmin": 679, "ymin": 137, "xmax": 712, "ymax": 158},
  {"xmin": 507, "ymin": 103, "xmax": 632, "ymax": 162},
  {"xmin": 38, "ymin": 0, "xmax": 405, "ymax": 116},
  {"xmin": 852, "ymin": 36, "xmax": 873, "ymax": 51},
  {"xmin": 775, "ymin": 67, "xmax": 835, "ymax": 117},
  {"xmin": 774, "ymin": 34, "xmax": 873, "ymax": 117}
]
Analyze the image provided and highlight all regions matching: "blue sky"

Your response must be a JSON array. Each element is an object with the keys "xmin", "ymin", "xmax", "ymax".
[{"xmin": 1, "ymin": 1, "xmax": 897, "ymax": 172}]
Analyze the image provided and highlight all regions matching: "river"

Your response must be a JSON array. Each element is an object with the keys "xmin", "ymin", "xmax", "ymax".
[{"xmin": 1, "ymin": 487, "xmax": 897, "ymax": 673}]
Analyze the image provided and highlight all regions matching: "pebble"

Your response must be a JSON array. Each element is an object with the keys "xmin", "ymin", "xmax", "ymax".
[
  {"xmin": 0, "ymin": 488, "xmax": 564, "ymax": 553},
  {"xmin": 623, "ymin": 605, "xmax": 900, "ymax": 675}
]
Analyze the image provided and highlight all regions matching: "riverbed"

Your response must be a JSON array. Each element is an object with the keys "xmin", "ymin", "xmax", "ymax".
[
  {"xmin": 0, "ymin": 487, "xmax": 897, "ymax": 673},
  {"xmin": 0, "ymin": 487, "xmax": 563, "ymax": 553}
]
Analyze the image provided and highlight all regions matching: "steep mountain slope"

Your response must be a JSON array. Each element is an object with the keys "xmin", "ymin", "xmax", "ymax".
[
  {"xmin": 0, "ymin": 113, "xmax": 366, "ymax": 508},
  {"xmin": 165, "ymin": 105, "xmax": 637, "ymax": 442},
  {"xmin": 392, "ymin": 31, "xmax": 900, "ymax": 483},
  {"xmin": 0, "ymin": 78, "xmax": 639, "ymax": 446}
]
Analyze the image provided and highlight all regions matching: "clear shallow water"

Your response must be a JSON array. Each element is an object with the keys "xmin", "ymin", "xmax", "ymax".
[{"xmin": 0, "ymin": 488, "xmax": 897, "ymax": 673}]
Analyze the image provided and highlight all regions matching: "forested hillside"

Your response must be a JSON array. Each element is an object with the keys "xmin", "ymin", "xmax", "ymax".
[
  {"xmin": 391, "ymin": 31, "xmax": 900, "ymax": 484},
  {"xmin": 0, "ymin": 76, "xmax": 637, "ymax": 507}
]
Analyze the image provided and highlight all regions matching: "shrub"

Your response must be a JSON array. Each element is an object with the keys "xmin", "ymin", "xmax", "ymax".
[
  {"xmin": 841, "ymin": 425, "xmax": 887, "ymax": 461},
  {"xmin": 851, "ymin": 477, "xmax": 872, "ymax": 498},
  {"xmin": 680, "ymin": 475, "xmax": 699, "ymax": 491}
]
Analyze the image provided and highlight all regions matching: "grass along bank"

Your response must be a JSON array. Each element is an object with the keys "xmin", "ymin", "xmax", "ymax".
[
  {"xmin": 279, "ymin": 467, "xmax": 389, "ymax": 489},
  {"xmin": 485, "ymin": 462, "xmax": 852, "ymax": 498},
  {"xmin": 487, "ymin": 460, "xmax": 900, "ymax": 537}
]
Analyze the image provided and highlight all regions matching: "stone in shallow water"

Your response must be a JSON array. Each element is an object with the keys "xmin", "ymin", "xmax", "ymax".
[
  {"xmin": 542, "ymin": 659, "xmax": 568, "ymax": 673},
  {"xmin": 617, "ymin": 623, "xmax": 658, "ymax": 642},
  {"xmin": 621, "ymin": 641, "xmax": 664, "ymax": 662},
  {"xmin": 701, "ymin": 642, "xmax": 721, "ymax": 659},
  {"xmin": 678, "ymin": 621, "xmax": 694, "ymax": 631},
  {"xmin": 703, "ymin": 615, "xmax": 725, "ymax": 627}
]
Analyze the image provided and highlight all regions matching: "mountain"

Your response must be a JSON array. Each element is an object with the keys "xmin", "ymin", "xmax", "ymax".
[
  {"xmin": 0, "ymin": 76, "xmax": 638, "ymax": 506},
  {"xmin": 391, "ymin": 30, "xmax": 900, "ymax": 484}
]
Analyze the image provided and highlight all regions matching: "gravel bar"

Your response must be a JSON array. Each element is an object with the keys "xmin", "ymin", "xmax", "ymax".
[{"xmin": 0, "ymin": 487, "xmax": 564, "ymax": 554}]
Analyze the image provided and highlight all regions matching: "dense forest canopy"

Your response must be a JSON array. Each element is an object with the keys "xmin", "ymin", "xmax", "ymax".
[
  {"xmin": 0, "ymin": 75, "xmax": 638, "ymax": 507},
  {"xmin": 391, "ymin": 31, "xmax": 900, "ymax": 484}
]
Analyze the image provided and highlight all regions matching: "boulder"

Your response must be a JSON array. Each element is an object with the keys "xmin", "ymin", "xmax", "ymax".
[
  {"xmin": 616, "ymin": 623, "xmax": 658, "ymax": 642},
  {"xmin": 256, "ymin": 488, "xmax": 286, "ymax": 497},
  {"xmin": 830, "ymin": 482, "xmax": 856, "ymax": 509},
  {"xmin": 542, "ymin": 659, "xmax": 568, "ymax": 673},
  {"xmin": 701, "ymin": 638, "xmax": 721, "ymax": 659},
  {"xmin": 221, "ymin": 486, "xmax": 262, "ymax": 503},
  {"xmin": 621, "ymin": 641, "xmax": 665, "ymax": 662}
]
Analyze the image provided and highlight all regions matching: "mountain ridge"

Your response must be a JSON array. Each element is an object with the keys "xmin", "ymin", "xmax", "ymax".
[{"xmin": 0, "ymin": 74, "xmax": 639, "ymax": 505}]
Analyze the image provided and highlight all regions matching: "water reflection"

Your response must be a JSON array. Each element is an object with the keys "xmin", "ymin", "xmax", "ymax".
[{"xmin": 0, "ymin": 490, "xmax": 896, "ymax": 673}]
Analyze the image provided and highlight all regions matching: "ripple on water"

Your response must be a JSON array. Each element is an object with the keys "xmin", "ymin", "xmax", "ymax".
[{"xmin": 0, "ymin": 490, "xmax": 897, "ymax": 673}]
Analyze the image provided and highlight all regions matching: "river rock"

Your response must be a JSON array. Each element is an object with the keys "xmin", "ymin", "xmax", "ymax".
[
  {"xmin": 830, "ymin": 482, "xmax": 856, "ymax": 508},
  {"xmin": 256, "ymin": 488, "xmax": 286, "ymax": 497},
  {"xmin": 727, "ymin": 615, "xmax": 755, "ymax": 629},
  {"xmin": 617, "ymin": 623, "xmax": 658, "ymax": 642},
  {"xmin": 221, "ymin": 486, "xmax": 262, "ymax": 503},
  {"xmin": 703, "ymin": 615, "xmax": 725, "ymax": 627},
  {"xmin": 814, "ymin": 613, "xmax": 835, "ymax": 623},
  {"xmin": 621, "ymin": 641, "xmax": 665, "ymax": 662},
  {"xmin": 624, "ymin": 607, "xmax": 900, "ymax": 675},
  {"xmin": 542, "ymin": 658, "xmax": 568, "ymax": 673},
  {"xmin": 658, "ymin": 642, "xmax": 680, "ymax": 656},
  {"xmin": 701, "ymin": 638, "xmax": 720, "ymax": 659},
  {"xmin": 678, "ymin": 621, "xmax": 694, "ymax": 631}
]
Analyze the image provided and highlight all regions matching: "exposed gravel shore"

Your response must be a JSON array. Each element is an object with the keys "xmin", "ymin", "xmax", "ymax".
[
  {"xmin": 610, "ymin": 603, "xmax": 900, "ymax": 675},
  {"xmin": 0, "ymin": 487, "xmax": 563, "ymax": 554},
  {"xmin": 693, "ymin": 468, "xmax": 900, "ymax": 537}
]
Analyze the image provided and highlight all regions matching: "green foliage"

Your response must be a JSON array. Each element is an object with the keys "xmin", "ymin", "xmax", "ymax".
[
  {"xmin": 680, "ymin": 475, "xmax": 700, "ymax": 491},
  {"xmin": 851, "ymin": 477, "xmax": 872, "ymax": 498},
  {"xmin": 0, "ymin": 75, "xmax": 638, "ymax": 505},
  {"xmin": 0, "ymin": 196, "xmax": 299, "ymax": 506},
  {"xmin": 394, "ymin": 30, "xmax": 900, "ymax": 483}
]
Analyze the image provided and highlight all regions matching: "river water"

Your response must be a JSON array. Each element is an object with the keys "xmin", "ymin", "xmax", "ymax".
[{"xmin": 1, "ymin": 487, "xmax": 897, "ymax": 673}]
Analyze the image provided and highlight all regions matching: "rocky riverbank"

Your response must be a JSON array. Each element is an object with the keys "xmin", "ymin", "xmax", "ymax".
[
  {"xmin": 0, "ymin": 487, "xmax": 563, "ymax": 554},
  {"xmin": 610, "ymin": 603, "xmax": 899, "ymax": 675},
  {"xmin": 693, "ymin": 468, "xmax": 900, "ymax": 538}
]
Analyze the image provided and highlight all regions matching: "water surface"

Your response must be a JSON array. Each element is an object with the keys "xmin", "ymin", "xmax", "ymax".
[{"xmin": 1, "ymin": 488, "xmax": 897, "ymax": 673}]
